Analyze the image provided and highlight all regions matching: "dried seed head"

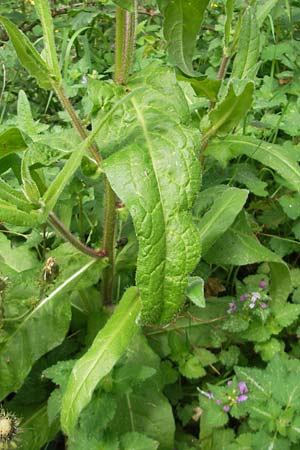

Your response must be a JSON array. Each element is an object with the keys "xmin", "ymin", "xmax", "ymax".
[{"xmin": 0, "ymin": 409, "xmax": 19, "ymax": 448}]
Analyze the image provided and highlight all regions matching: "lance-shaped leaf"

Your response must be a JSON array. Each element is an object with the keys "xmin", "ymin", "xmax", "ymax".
[
  {"xmin": 102, "ymin": 66, "xmax": 201, "ymax": 324},
  {"xmin": 256, "ymin": 0, "xmax": 280, "ymax": 26},
  {"xmin": 196, "ymin": 187, "xmax": 249, "ymax": 255},
  {"xmin": 61, "ymin": 287, "xmax": 141, "ymax": 436},
  {"xmin": 224, "ymin": 0, "xmax": 235, "ymax": 53},
  {"xmin": 0, "ymin": 127, "xmax": 27, "ymax": 159},
  {"xmin": 205, "ymin": 136, "xmax": 300, "ymax": 192},
  {"xmin": 160, "ymin": 0, "xmax": 210, "ymax": 76},
  {"xmin": 231, "ymin": 7, "xmax": 260, "ymax": 80},
  {"xmin": 0, "ymin": 16, "xmax": 52, "ymax": 89},
  {"xmin": 0, "ymin": 258, "xmax": 100, "ymax": 400},
  {"xmin": 202, "ymin": 82, "xmax": 254, "ymax": 141},
  {"xmin": 21, "ymin": 151, "xmax": 41, "ymax": 204},
  {"xmin": 34, "ymin": 0, "xmax": 61, "ymax": 83}
]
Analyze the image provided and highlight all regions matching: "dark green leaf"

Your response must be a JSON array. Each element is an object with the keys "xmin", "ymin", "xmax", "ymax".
[{"xmin": 0, "ymin": 127, "xmax": 27, "ymax": 159}]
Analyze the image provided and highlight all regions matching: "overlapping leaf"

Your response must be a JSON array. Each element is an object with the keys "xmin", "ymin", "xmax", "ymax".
[
  {"xmin": 102, "ymin": 65, "xmax": 201, "ymax": 324},
  {"xmin": 205, "ymin": 136, "xmax": 300, "ymax": 192}
]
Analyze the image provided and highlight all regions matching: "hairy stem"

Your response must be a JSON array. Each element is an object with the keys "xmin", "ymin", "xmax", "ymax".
[
  {"xmin": 217, "ymin": 54, "xmax": 230, "ymax": 80},
  {"xmin": 54, "ymin": 84, "xmax": 102, "ymax": 164},
  {"xmin": 48, "ymin": 212, "xmax": 106, "ymax": 259},
  {"xmin": 101, "ymin": 2, "xmax": 137, "ymax": 304}
]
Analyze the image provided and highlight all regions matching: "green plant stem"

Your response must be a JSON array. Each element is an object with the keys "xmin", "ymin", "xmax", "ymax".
[
  {"xmin": 53, "ymin": 84, "xmax": 101, "ymax": 164},
  {"xmin": 217, "ymin": 54, "xmax": 229, "ymax": 80},
  {"xmin": 48, "ymin": 211, "xmax": 106, "ymax": 259},
  {"xmin": 101, "ymin": 2, "xmax": 137, "ymax": 304}
]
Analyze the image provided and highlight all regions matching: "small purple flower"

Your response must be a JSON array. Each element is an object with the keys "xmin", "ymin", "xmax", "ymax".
[
  {"xmin": 259, "ymin": 280, "xmax": 267, "ymax": 289},
  {"xmin": 240, "ymin": 294, "xmax": 247, "ymax": 301},
  {"xmin": 227, "ymin": 302, "xmax": 237, "ymax": 314},
  {"xmin": 249, "ymin": 303, "xmax": 256, "ymax": 309},
  {"xmin": 216, "ymin": 399, "xmax": 222, "ymax": 405},
  {"xmin": 238, "ymin": 381, "xmax": 248, "ymax": 394},
  {"xmin": 227, "ymin": 380, "xmax": 233, "ymax": 386},
  {"xmin": 237, "ymin": 394, "xmax": 248, "ymax": 403},
  {"xmin": 261, "ymin": 302, "xmax": 267, "ymax": 310},
  {"xmin": 223, "ymin": 405, "xmax": 230, "ymax": 412}
]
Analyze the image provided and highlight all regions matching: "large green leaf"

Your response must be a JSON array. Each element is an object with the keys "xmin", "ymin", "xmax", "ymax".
[
  {"xmin": 0, "ymin": 199, "xmax": 39, "ymax": 227},
  {"xmin": 0, "ymin": 127, "xmax": 27, "ymax": 159},
  {"xmin": 205, "ymin": 136, "xmax": 300, "ymax": 192},
  {"xmin": 202, "ymin": 82, "xmax": 254, "ymax": 141},
  {"xmin": 231, "ymin": 7, "xmax": 260, "ymax": 80},
  {"xmin": 61, "ymin": 287, "xmax": 141, "ymax": 436},
  {"xmin": 0, "ymin": 258, "xmax": 100, "ymax": 400},
  {"xmin": 103, "ymin": 66, "xmax": 201, "ymax": 324},
  {"xmin": 196, "ymin": 187, "xmax": 249, "ymax": 255},
  {"xmin": 160, "ymin": 0, "xmax": 209, "ymax": 76},
  {"xmin": 0, "ymin": 16, "xmax": 52, "ymax": 89}
]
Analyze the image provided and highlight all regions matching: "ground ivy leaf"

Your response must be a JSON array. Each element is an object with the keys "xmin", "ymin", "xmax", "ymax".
[{"xmin": 103, "ymin": 65, "xmax": 201, "ymax": 324}]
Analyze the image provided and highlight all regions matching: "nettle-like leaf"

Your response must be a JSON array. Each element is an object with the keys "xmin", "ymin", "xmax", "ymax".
[
  {"xmin": 102, "ymin": 65, "xmax": 201, "ymax": 324},
  {"xmin": 160, "ymin": 0, "xmax": 210, "ymax": 76},
  {"xmin": 205, "ymin": 136, "xmax": 300, "ymax": 193},
  {"xmin": 0, "ymin": 255, "xmax": 103, "ymax": 400}
]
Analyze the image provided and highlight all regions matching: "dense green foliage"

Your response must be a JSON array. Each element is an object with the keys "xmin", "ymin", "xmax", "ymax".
[{"xmin": 1, "ymin": 0, "xmax": 300, "ymax": 449}]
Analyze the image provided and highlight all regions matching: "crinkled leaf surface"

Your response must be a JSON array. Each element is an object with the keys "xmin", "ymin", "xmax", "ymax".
[
  {"xmin": 0, "ymin": 127, "xmax": 27, "ymax": 159},
  {"xmin": 160, "ymin": 0, "xmax": 209, "ymax": 76},
  {"xmin": 205, "ymin": 136, "xmax": 300, "ymax": 192},
  {"xmin": 103, "ymin": 66, "xmax": 201, "ymax": 324},
  {"xmin": 61, "ymin": 287, "xmax": 141, "ymax": 436}
]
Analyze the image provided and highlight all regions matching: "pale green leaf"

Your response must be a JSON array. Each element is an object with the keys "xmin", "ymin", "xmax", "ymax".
[
  {"xmin": 161, "ymin": 0, "xmax": 210, "ymax": 76},
  {"xmin": 103, "ymin": 66, "xmax": 201, "ymax": 324},
  {"xmin": 112, "ymin": 0, "xmax": 134, "ymax": 11},
  {"xmin": 34, "ymin": 0, "xmax": 61, "ymax": 83},
  {"xmin": 120, "ymin": 432, "xmax": 159, "ymax": 450},
  {"xmin": 231, "ymin": 7, "xmax": 260, "ymax": 80},
  {"xmin": 224, "ymin": 0, "xmax": 235, "ymax": 51},
  {"xmin": 196, "ymin": 187, "xmax": 248, "ymax": 255},
  {"xmin": 61, "ymin": 287, "xmax": 141, "ymax": 436},
  {"xmin": 0, "ymin": 258, "xmax": 99, "ymax": 400},
  {"xmin": 21, "ymin": 150, "xmax": 41, "ymax": 204},
  {"xmin": 17, "ymin": 90, "xmax": 37, "ymax": 136},
  {"xmin": 256, "ymin": 0, "xmax": 280, "ymax": 26},
  {"xmin": 186, "ymin": 276, "xmax": 205, "ymax": 308},
  {"xmin": 205, "ymin": 136, "xmax": 300, "ymax": 192},
  {"xmin": 203, "ymin": 82, "xmax": 254, "ymax": 141},
  {"xmin": 0, "ymin": 127, "xmax": 27, "ymax": 159},
  {"xmin": 0, "ymin": 16, "xmax": 52, "ymax": 89},
  {"xmin": 0, "ymin": 233, "xmax": 38, "ymax": 272},
  {"xmin": 0, "ymin": 178, "xmax": 32, "ymax": 212},
  {"xmin": 0, "ymin": 199, "xmax": 39, "ymax": 227}
]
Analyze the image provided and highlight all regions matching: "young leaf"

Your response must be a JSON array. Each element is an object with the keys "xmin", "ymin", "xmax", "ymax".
[
  {"xmin": 196, "ymin": 187, "xmax": 249, "ymax": 255},
  {"xmin": 34, "ymin": 0, "xmax": 61, "ymax": 83},
  {"xmin": 0, "ymin": 258, "xmax": 99, "ymax": 400},
  {"xmin": 202, "ymin": 82, "xmax": 254, "ymax": 141},
  {"xmin": 112, "ymin": 0, "xmax": 134, "ymax": 11},
  {"xmin": 231, "ymin": 7, "xmax": 260, "ymax": 80},
  {"xmin": 61, "ymin": 287, "xmax": 141, "ymax": 436},
  {"xmin": 103, "ymin": 66, "xmax": 201, "ymax": 324},
  {"xmin": 186, "ymin": 276, "xmax": 205, "ymax": 308},
  {"xmin": 0, "ymin": 128, "xmax": 27, "ymax": 159},
  {"xmin": 0, "ymin": 178, "xmax": 32, "ymax": 212},
  {"xmin": 205, "ymin": 136, "xmax": 300, "ymax": 192},
  {"xmin": 160, "ymin": 0, "xmax": 210, "ymax": 76},
  {"xmin": 0, "ymin": 16, "xmax": 52, "ymax": 89},
  {"xmin": 17, "ymin": 90, "xmax": 38, "ymax": 136},
  {"xmin": 224, "ymin": 0, "xmax": 235, "ymax": 53}
]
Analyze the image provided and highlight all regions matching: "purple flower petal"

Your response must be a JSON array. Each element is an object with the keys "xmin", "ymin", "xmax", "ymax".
[
  {"xmin": 202, "ymin": 391, "xmax": 214, "ymax": 399},
  {"xmin": 249, "ymin": 303, "xmax": 256, "ymax": 309},
  {"xmin": 227, "ymin": 380, "xmax": 233, "ymax": 386},
  {"xmin": 261, "ymin": 302, "xmax": 267, "ymax": 309},
  {"xmin": 223, "ymin": 405, "xmax": 230, "ymax": 412},
  {"xmin": 237, "ymin": 394, "xmax": 248, "ymax": 402},
  {"xmin": 227, "ymin": 302, "xmax": 237, "ymax": 314},
  {"xmin": 251, "ymin": 292, "xmax": 261, "ymax": 302},
  {"xmin": 238, "ymin": 381, "xmax": 248, "ymax": 394},
  {"xmin": 259, "ymin": 281, "xmax": 267, "ymax": 289},
  {"xmin": 216, "ymin": 399, "xmax": 222, "ymax": 405}
]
